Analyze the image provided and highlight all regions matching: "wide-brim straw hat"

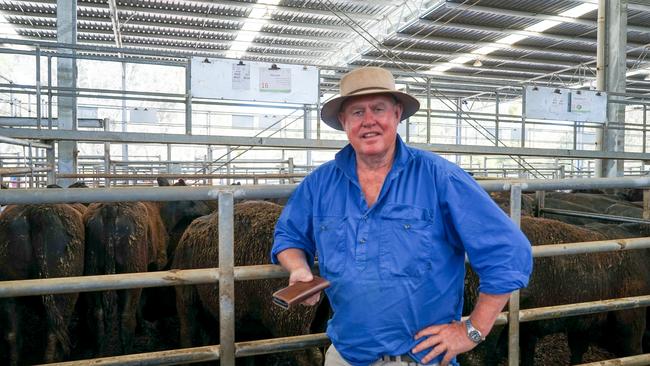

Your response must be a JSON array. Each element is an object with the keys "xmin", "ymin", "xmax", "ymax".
[{"xmin": 321, "ymin": 67, "xmax": 420, "ymax": 131}]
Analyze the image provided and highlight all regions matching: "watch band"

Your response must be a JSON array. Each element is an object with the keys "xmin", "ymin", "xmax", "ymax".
[{"xmin": 465, "ymin": 319, "xmax": 485, "ymax": 344}]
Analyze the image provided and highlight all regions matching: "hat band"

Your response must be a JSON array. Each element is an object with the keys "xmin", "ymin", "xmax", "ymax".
[{"xmin": 345, "ymin": 86, "xmax": 392, "ymax": 96}]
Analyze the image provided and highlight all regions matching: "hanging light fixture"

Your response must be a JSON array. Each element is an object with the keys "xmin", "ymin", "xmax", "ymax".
[{"xmin": 473, "ymin": 58, "xmax": 483, "ymax": 67}]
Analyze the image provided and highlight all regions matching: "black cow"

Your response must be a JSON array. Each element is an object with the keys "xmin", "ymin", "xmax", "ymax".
[
  {"xmin": 461, "ymin": 217, "xmax": 649, "ymax": 365},
  {"xmin": 81, "ymin": 178, "xmax": 215, "ymax": 356},
  {"xmin": 0, "ymin": 202, "xmax": 85, "ymax": 365},
  {"xmin": 173, "ymin": 201, "xmax": 325, "ymax": 366}
]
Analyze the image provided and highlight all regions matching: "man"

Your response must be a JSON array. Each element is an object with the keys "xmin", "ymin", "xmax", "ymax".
[{"xmin": 271, "ymin": 67, "xmax": 532, "ymax": 366}]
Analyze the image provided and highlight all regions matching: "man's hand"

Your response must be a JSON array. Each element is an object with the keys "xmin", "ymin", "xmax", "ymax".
[
  {"xmin": 288, "ymin": 266, "xmax": 320, "ymax": 306},
  {"xmin": 411, "ymin": 321, "xmax": 477, "ymax": 366}
]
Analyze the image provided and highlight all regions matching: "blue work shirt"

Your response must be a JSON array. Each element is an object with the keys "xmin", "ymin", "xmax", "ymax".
[{"xmin": 271, "ymin": 135, "xmax": 532, "ymax": 366}]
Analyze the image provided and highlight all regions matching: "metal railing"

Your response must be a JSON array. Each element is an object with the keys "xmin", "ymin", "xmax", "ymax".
[
  {"xmin": 2, "ymin": 177, "xmax": 650, "ymax": 365},
  {"xmin": 0, "ymin": 135, "xmax": 54, "ymax": 187}
]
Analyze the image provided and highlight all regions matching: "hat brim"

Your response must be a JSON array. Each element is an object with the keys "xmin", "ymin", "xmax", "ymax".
[{"xmin": 320, "ymin": 89, "xmax": 420, "ymax": 131}]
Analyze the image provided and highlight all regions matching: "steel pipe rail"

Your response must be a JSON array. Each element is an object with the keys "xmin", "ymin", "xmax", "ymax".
[
  {"xmin": 4, "ymin": 176, "xmax": 650, "ymax": 205},
  {"xmin": 2, "ymin": 236, "xmax": 650, "ymax": 298},
  {"xmin": 43, "ymin": 333, "xmax": 331, "ymax": 366},
  {"xmin": 576, "ymin": 353, "xmax": 650, "ymax": 366},
  {"xmin": 0, "ymin": 185, "xmax": 296, "ymax": 205},
  {"xmin": 0, "ymin": 264, "xmax": 290, "ymax": 298},
  {"xmin": 56, "ymin": 173, "xmax": 308, "ymax": 179},
  {"xmin": 541, "ymin": 207, "xmax": 650, "ymax": 225},
  {"xmin": 518, "ymin": 295, "xmax": 650, "ymax": 323},
  {"xmin": 7, "ymin": 128, "xmax": 650, "ymax": 161},
  {"xmin": 0, "ymin": 134, "xmax": 52, "ymax": 149},
  {"xmin": 0, "ymin": 166, "xmax": 53, "ymax": 175},
  {"xmin": 38, "ymin": 293, "xmax": 650, "ymax": 366}
]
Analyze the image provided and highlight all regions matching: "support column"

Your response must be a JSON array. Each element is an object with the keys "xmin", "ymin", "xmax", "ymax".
[
  {"xmin": 121, "ymin": 62, "xmax": 129, "ymax": 161},
  {"xmin": 596, "ymin": 0, "xmax": 627, "ymax": 177},
  {"xmin": 455, "ymin": 98, "xmax": 462, "ymax": 165},
  {"xmin": 56, "ymin": 0, "xmax": 78, "ymax": 187},
  {"xmin": 304, "ymin": 105, "xmax": 312, "ymax": 168}
]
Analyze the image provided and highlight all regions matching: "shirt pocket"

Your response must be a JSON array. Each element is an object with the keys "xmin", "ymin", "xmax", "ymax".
[
  {"xmin": 314, "ymin": 216, "xmax": 347, "ymax": 276},
  {"xmin": 379, "ymin": 204, "xmax": 434, "ymax": 278}
]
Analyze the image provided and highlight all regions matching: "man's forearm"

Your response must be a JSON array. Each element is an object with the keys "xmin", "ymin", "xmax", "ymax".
[
  {"xmin": 468, "ymin": 292, "xmax": 511, "ymax": 336},
  {"xmin": 276, "ymin": 248, "xmax": 311, "ymax": 273}
]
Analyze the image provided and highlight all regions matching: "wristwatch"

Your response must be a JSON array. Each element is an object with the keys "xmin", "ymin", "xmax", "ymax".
[{"xmin": 465, "ymin": 319, "xmax": 485, "ymax": 344}]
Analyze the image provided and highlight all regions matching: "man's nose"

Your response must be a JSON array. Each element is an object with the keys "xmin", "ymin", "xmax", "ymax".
[{"xmin": 361, "ymin": 108, "xmax": 375, "ymax": 126}]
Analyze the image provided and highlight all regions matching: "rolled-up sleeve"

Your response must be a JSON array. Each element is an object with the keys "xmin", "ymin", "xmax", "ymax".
[
  {"xmin": 271, "ymin": 179, "xmax": 317, "ymax": 266},
  {"xmin": 438, "ymin": 166, "xmax": 532, "ymax": 294}
]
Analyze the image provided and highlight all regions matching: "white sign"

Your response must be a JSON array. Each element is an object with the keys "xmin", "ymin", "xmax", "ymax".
[
  {"xmin": 259, "ymin": 67, "xmax": 291, "ymax": 93},
  {"xmin": 191, "ymin": 58, "xmax": 319, "ymax": 104},
  {"xmin": 524, "ymin": 85, "xmax": 607, "ymax": 123},
  {"xmin": 232, "ymin": 63, "xmax": 250, "ymax": 90}
]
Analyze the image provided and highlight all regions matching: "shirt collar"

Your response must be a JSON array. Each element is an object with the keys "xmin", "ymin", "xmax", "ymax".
[{"xmin": 335, "ymin": 134, "xmax": 413, "ymax": 184}]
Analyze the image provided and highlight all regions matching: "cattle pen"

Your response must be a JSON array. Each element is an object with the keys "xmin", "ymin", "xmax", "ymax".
[{"xmin": 1, "ymin": 176, "xmax": 650, "ymax": 366}]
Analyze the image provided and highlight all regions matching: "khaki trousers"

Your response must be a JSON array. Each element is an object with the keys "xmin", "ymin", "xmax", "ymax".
[{"xmin": 324, "ymin": 344, "xmax": 433, "ymax": 366}]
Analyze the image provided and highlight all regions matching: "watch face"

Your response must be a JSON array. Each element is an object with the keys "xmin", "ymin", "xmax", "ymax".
[{"xmin": 469, "ymin": 330, "xmax": 482, "ymax": 343}]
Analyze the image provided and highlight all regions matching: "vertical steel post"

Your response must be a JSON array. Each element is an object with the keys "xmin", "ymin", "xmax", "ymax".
[
  {"xmin": 167, "ymin": 144, "xmax": 172, "ymax": 174},
  {"xmin": 643, "ymin": 104, "xmax": 648, "ymax": 153},
  {"xmin": 535, "ymin": 190, "xmax": 545, "ymax": 218},
  {"xmin": 218, "ymin": 191, "xmax": 235, "ymax": 366},
  {"xmin": 104, "ymin": 117, "xmax": 111, "ymax": 188},
  {"xmin": 573, "ymin": 121, "xmax": 578, "ymax": 150},
  {"xmin": 317, "ymin": 68, "xmax": 321, "ymax": 141},
  {"xmin": 288, "ymin": 157, "xmax": 294, "ymax": 184},
  {"xmin": 121, "ymin": 62, "xmax": 128, "ymax": 160},
  {"xmin": 508, "ymin": 184, "xmax": 522, "ymax": 366},
  {"xmin": 56, "ymin": 0, "xmax": 78, "ymax": 188},
  {"xmin": 643, "ymin": 189, "xmax": 650, "ymax": 220},
  {"xmin": 226, "ymin": 146, "xmax": 232, "ymax": 185},
  {"xmin": 455, "ymin": 98, "xmax": 462, "ymax": 164},
  {"xmin": 28, "ymin": 143, "xmax": 34, "ymax": 188},
  {"xmin": 36, "ymin": 46, "xmax": 42, "ymax": 130},
  {"xmin": 46, "ymin": 142, "xmax": 55, "ymax": 185},
  {"xmin": 405, "ymin": 84, "xmax": 411, "ymax": 143},
  {"xmin": 521, "ymin": 89, "xmax": 526, "ymax": 148},
  {"xmin": 186, "ymin": 58, "xmax": 192, "ymax": 135},
  {"xmin": 495, "ymin": 92, "xmax": 500, "ymax": 146},
  {"xmin": 426, "ymin": 77, "xmax": 431, "ymax": 144},
  {"xmin": 47, "ymin": 55, "xmax": 53, "ymax": 129},
  {"xmin": 304, "ymin": 105, "xmax": 312, "ymax": 168}
]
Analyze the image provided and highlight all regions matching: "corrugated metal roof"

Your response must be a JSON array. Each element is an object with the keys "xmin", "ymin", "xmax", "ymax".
[{"xmin": 0, "ymin": 0, "xmax": 649, "ymax": 93}]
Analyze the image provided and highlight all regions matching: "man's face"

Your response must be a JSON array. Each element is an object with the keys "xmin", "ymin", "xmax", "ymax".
[{"xmin": 338, "ymin": 94, "xmax": 402, "ymax": 160}]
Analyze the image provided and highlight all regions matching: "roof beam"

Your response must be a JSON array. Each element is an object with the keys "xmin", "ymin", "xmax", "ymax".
[
  {"xmin": 16, "ymin": 32, "xmax": 326, "ymax": 64},
  {"xmin": 388, "ymin": 33, "xmax": 644, "ymax": 62},
  {"xmin": 364, "ymin": 47, "xmax": 585, "ymax": 69},
  {"xmin": 323, "ymin": 0, "xmax": 447, "ymax": 67},
  {"xmin": 106, "ymin": 0, "xmax": 122, "ymax": 49},
  {"xmin": 75, "ymin": 3, "xmax": 356, "ymax": 34},
  {"xmin": 139, "ymin": 0, "xmax": 381, "ymax": 22},
  {"xmin": 571, "ymin": 0, "xmax": 650, "ymax": 14},
  {"xmin": 4, "ymin": 13, "xmax": 350, "ymax": 45},
  {"xmin": 443, "ymin": 2, "xmax": 650, "ymax": 34},
  {"xmin": 416, "ymin": 18, "xmax": 647, "ymax": 49}
]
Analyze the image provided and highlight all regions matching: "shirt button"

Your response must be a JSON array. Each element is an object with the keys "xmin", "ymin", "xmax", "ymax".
[
  {"xmin": 359, "ymin": 238, "xmax": 366, "ymax": 244},
  {"xmin": 362, "ymin": 215, "xmax": 368, "ymax": 220},
  {"xmin": 404, "ymin": 224, "xmax": 411, "ymax": 229}
]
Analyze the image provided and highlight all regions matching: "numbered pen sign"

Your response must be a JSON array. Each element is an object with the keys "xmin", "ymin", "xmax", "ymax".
[
  {"xmin": 191, "ymin": 57, "xmax": 318, "ymax": 104},
  {"xmin": 524, "ymin": 85, "xmax": 607, "ymax": 123}
]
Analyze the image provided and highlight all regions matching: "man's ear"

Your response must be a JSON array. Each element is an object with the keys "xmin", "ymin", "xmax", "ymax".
[
  {"xmin": 338, "ymin": 113, "xmax": 346, "ymax": 130},
  {"xmin": 394, "ymin": 102, "xmax": 404, "ymax": 121}
]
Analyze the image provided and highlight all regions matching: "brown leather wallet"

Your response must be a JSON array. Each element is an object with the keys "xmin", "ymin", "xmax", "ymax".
[{"xmin": 272, "ymin": 276, "xmax": 330, "ymax": 310}]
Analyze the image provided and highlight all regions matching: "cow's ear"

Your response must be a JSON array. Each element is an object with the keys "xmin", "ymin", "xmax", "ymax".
[
  {"xmin": 157, "ymin": 177, "xmax": 170, "ymax": 186},
  {"xmin": 174, "ymin": 179, "xmax": 187, "ymax": 186}
]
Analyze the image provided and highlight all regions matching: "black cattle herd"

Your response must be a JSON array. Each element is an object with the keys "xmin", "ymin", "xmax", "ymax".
[{"xmin": 0, "ymin": 181, "xmax": 649, "ymax": 365}]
